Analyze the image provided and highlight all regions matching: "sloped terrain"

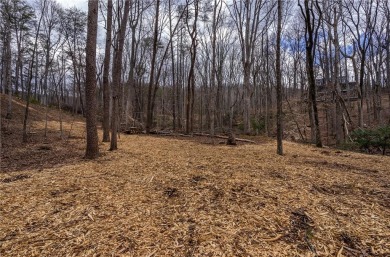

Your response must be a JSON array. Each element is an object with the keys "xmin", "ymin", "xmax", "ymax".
[{"xmin": 1, "ymin": 95, "xmax": 389, "ymax": 256}]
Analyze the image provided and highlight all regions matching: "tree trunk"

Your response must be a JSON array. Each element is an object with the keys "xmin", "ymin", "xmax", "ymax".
[
  {"xmin": 243, "ymin": 63, "xmax": 251, "ymax": 134},
  {"xmin": 299, "ymin": 0, "xmax": 322, "ymax": 147},
  {"xmin": 276, "ymin": 0, "xmax": 283, "ymax": 155},
  {"xmin": 23, "ymin": 0, "xmax": 46, "ymax": 143},
  {"xmin": 210, "ymin": 0, "xmax": 218, "ymax": 136},
  {"xmin": 15, "ymin": 28, "xmax": 22, "ymax": 97},
  {"xmin": 332, "ymin": 6, "xmax": 343, "ymax": 144},
  {"xmin": 387, "ymin": 35, "xmax": 390, "ymax": 112},
  {"xmin": 185, "ymin": 0, "xmax": 198, "ymax": 134},
  {"xmin": 110, "ymin": 0, "xmax": 130, "ymax": 150},
  {"xmin": 4, "ymin": 7, "xmax": 12, "ymax": 119},
  {"xmin": 168, "ymin": 0, "xmax": 176, "ymax": 131},
  {"xmin": 84, "ymin": 0, "xmax": 99, "ymax": 159},
  {"xmin": 146, "ymin": 0, "xmax": 160, "ymax": 133},
  {"xmin": 43, "ymin": 35, "xmax": 51, "ymax": 137},
  {"xmin": 358, "ymin": 51, "xmax": 366, "ymax": 128},
  {"xmin": 102, "ymin": 0, "xmax": 113, "ymax": 142}
]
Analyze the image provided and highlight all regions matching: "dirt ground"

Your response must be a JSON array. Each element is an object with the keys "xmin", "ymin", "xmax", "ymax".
[{"xmin": 1, "ymin": 95, "xmax": 390, "ymax": 256}]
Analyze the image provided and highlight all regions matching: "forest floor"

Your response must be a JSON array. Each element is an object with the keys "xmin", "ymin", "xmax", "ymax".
[{"xmin": 1, "ymin": 94, "xmax": 390, "ymax": 256}]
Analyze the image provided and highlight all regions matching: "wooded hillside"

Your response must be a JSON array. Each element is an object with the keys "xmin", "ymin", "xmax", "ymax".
[
  {"xmin": 1, "ymin": 0, "xmax": 389, "ymax": 151},
  {"xmin": 1, "ymin": 93, "xmax": 390, "ymax": 256}
]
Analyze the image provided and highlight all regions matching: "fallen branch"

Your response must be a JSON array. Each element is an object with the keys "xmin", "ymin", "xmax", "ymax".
[
  {"xmin": 193, "ymin": 133, "xmax": 256, "ymax": 144},
  {"xmin": 151, "ymin": 131, "xmax": 257, "ymax": 143},
  {"xmin": 151, "ymin": 131, "xmax": 192, "ymax": 137},
  {"xmin": 337, "ymin": 246, "xmax": 343, "ymax": 257}
]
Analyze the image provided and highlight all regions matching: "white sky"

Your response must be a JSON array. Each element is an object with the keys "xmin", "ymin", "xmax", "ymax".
[{"xmin": 56, "ymin": 0, "xmax": 87, "ymax": 10}]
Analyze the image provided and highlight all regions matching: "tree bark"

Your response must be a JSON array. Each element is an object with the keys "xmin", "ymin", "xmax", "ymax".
[
  {"xmin": 276, "ymin": 0, "xmax": 283, "ymax": 155},
  {"xmin": 110, "ymin": 0, "xmax": 130, "ymax": 150},
  {"xmin": 23, "ymin": 0, "xmax": 46, "ymax": 143},
  {"xmin": 186, "ymin": 0, "xmax": 198, "ymax": 135},
  {"xmin": 331, "ymin": 5, "xmax": 344, "ymax": 144},
  {"xmin": 4, "ymin": 1, "xmax": 12, "ymax": 119},
  {"xmin": 85, "ymin": 0, "xmax": 99, "ymax": 159},
  {"xmin": 299, "ymin": 0, "xmax": 322, "ymax": 147},
  {"xmin": 146, "ymin": 0, "xmax": 160, "ymax": 133},
  {"xmin": 102, "ymin": 0, "xmax": 113, "ymax": 142}
]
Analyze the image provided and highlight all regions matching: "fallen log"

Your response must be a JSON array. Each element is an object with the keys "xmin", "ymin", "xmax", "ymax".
[
  {"xmin": 151, "ymin": 131, "xmax": 192, "ymax": 137},
  {"xmin": 150, "ymin": 131, "xmax": 256, "ymax": 143},
  {"xmin": 193, "ymin": 133, "xmax": 257, "ymax": 144}
]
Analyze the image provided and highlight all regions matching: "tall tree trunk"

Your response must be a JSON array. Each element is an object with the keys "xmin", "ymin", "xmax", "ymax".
[
  {"xmin": 387, "ymin": 28, "xmax": 390, "ymax": 112},
  {"xmin": 168, "ymin": 0, "xmax": 176, "ymax": 131},
  {"xmin": 299, "ymin": 0, "xmax": 322, "ymax": 147},
  {"xmin": 276, "ymin": 0, "xmax": 283, "ymax": 155},
  {"xmin": 265, "ymin": 32, "xmax": 270, "ymax": 136},
  {"xmin": 186, "ymin": 0, "xmax": 198, "ymax": 134},
  {"xmin": 110, "ymin": 0, "xmax": 130, "ymax": 150},
  {"xmin": 332, "ymin": 6, "xmax": 343, "ymax": 144},
  {"xmin": 84, "ymin": 0, "xmax": 99, "ymax": 158},
  {"xmin": 102, "ymin": 0, "xmax": 113, "ymax": 142},
  {"xmin": 209, "ymin": 0, "xmax": 218, "ymax": 136},
  {"xmin": 23, "ymin": 0, "xmax": 46, "ymax": 143},
  {"xmin": 358, "ymin": 51, "xmax": 366, "ymax": 128},
  {"xmin": 308, "ymin": 55, "xmax": 322, "ymax": 147},
  {"xmin": 146, "ymin": 0, "xmax": 160, "ymax": 133},
  {"xmin": 4, "ymin": 6, "xmax": 12, "ymax": 119},
  {"xmin": 127, "ymin": 26, "xmax": 136, "ymax": 125},
  {"xmin": 385, "ymin": 2, "xmax": 390, "ymax": 116},
  {"xmin": 43, "ymin": 35, "xmax": 51, "ymax": 137},
  {"xmin": 1, "ymin": 46, "xmax": 4, "ymax": 95},
  {"xmin": 15, "ymin": 28, "xmax": 22, "ymax": 97},
  {"xmin": 243, "ymin": 63, "xmax": 251, "ymax": 134}
]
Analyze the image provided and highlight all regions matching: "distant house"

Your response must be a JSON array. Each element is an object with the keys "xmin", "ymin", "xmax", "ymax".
[{"xmin": 315, "ymin": 76, "xmax": 358, "ymax": 101}]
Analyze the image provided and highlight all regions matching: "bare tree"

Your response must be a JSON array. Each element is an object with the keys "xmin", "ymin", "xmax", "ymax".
[
  {"xmin": 276, "ymin": 0, "xmax": 283, "ymax": 155},
  {"xmin": 298, "ymin": 0, "xmax": 323, "ymax": 147},
  {"xmin": 101, "ymin": 0, "xmax": 113, "ymax": 142},
  {"xmin": 1, "ymin": 0, "xmax": 13, "ymax": 119},
  {"xmin": 84, "ymin": 0, "xmax": 99, "ymax": 158},
  {"xmin": 22, "ymin": 0, "xmax": 46, "ymax": 142},
  {"xmin": 168, "ymin": 0, "xmax": 177, "ymax": 131},
  {"xmin": 110, "ymin": 0, "xmax": 130, "ymax": 150},
  {"xmin": 383, "ymin": 0, "xmax": 390, "ymax": 113},
  {"xmin": 322, "ymin": 0, "xmax": 345, "ymax": 144},
  {"xmin": 145, "ymin": 0, "xmax": 160, "ymax": 134},
  {"xmin": 229, "ymin": 0, "xmax": 272, "ymax": 134},
  {"xmin": 40, "ymin": 0, "xmax": 62, "ymax": 137},
  {"xmin": 342, "ymin": 0, "xmax": 379, "ymax": 127},
  {"xmin": 59, "ymin": 7, "xmax": 87, "ymax": 115},
  {"xmin": 208, "ymin": 0, "xmax": 223, "ymax": 136},
  {"xmin": 12, "ymin": 1, "xmax": 35, "ymax": 100},
  {"xmin": 185, "ymin": 0, "xmax": 199, "ymax": 134}
]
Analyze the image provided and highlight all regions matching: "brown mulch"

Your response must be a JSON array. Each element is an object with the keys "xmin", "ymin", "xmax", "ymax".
[{"xmin": 1, "ymin": 95, "xmax": 390, "ymax": 256}]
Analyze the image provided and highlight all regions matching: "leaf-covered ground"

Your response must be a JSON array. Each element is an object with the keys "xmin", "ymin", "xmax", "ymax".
[{"xmin": 1, "ymin": 95, "xmax": 389, "ymax": 256}]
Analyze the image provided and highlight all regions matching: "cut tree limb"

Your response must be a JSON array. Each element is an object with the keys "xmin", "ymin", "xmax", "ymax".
[
  {"xmin": 149, "ymin": 131, "xmax": 256, "ymax": 143},
  {"xmin": 193, "ymin": 133, "xmax": 256, "ymax": 144}
]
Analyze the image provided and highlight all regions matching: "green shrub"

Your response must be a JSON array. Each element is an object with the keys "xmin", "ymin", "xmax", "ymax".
[
  {"xmin": 375, "ymin": 126, "xmax": 390, "ymax": 154},
  {"xmin": 351, "ymin": 125, "xmax": 390, "ymax": 155},
  {"xmin": 338, "ymin": 141, "xmax": 359, "ymax": 151},
  {"xmin": 251, "ymin": 118, "xmax": 265, "ymax": 134},
  {"xmin": 351, "ymin": 128, "xmax": 374, "ymax": 150},
  {"xmin": 29, "ymin": 97, "xmax": 40, "ymax": 104}
]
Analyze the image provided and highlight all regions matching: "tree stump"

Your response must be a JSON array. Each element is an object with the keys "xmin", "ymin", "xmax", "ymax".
[{"xmin": 226, "ymin": 133, "xmax": 237, "ymax": 145}]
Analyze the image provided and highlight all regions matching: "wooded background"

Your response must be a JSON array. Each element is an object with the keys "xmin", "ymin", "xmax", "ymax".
[{"xmin": 1, "ymin": 0, "xmax": 389, "ymax": 148}]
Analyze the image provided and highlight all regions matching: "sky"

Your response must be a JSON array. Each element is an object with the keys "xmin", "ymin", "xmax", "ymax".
[
  {"xmin": 56, "ymin": 0, "xmax": 87, "ymax": 10},
  {"xmin": 26, "ymin": 0, "xmax": 88, "ymax": 11}
]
